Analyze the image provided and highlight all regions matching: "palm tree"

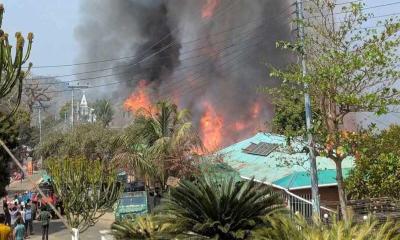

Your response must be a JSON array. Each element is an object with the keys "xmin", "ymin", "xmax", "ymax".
[
  {"xmin": 254, "ymin": 213, "xmax": 400, "ymax": 240},
  {"xmin": 93, "ymin": 99, "xmax": 114, "ymax": 126},
  {"xmin": 116, "ymin": 100, "xmax": 202, "ymax": 186},
  {"xmin": 158, "ymin": 175, "xmax": 283, "ymax": 240}
]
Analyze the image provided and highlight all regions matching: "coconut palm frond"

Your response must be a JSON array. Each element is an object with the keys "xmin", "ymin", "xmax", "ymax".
[{"xmin": 121, "ymin": 100, "xmax": 203, "ymax": 182}]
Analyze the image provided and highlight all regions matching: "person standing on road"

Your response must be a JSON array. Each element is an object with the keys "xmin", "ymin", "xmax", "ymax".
[
  {"xmin": 31, "ymin": 200, "xmax": 37, "ymax": 221},
  {"xmin": 19, "ymin": 206, "xmax": 25, "ymax": 224},
  {"xmin": 13, "ymin": 217, "xmax": 25, "ymax": 240},
  {"xmin": 9, "ymin": 206, "xmax": 18, "ymax": 227},
  {"xmin": 37, "ymin": 206, "xmax": 51, "ymax": 240},
  {"xmin": 24, "ymin": 204, "xmax": 33, "ymax": 236},
  {"xmin": 0, "ymin": 214, "xmax": 12, "ymax": 240},
  {"xmin": 2, "ymin": 203, "xmax": 10, "ymax": 227}
]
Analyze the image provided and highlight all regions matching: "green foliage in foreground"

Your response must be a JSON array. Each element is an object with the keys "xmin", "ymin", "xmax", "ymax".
[
  {"xmin": 46, "ymin": 156, "xmax": 121, "ymax": 233},
  {"xmin": 160, "ymin": 176, "xmax": 282, "ymax": 239},
  {"xmin": 254, "ymin": 213, "xmax": 400, "ymax": 240},
  {"xmin": 112, "ymin": 175, "xmax": 283, "ymax": 240},
  {"xmin": 346, "ymin": 125, "xmax": 400, "ymax": 199},
  {"xmin": 110, "ymin": 175, "xmax": 400, "ymax": 239},
  {"xmin": 0, "ymin": 111, "xmax": 18, "ymax": 197},
  {"xmin": 112, "ymin": 216, "xmax": 176, "ymax": 240},
  {"xmin": 36, "ymin": 123, "xmax": 120, "ymax": 161}
]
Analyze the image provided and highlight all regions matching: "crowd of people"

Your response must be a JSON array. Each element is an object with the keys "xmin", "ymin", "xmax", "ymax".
[{"xmin": 0, "ymin": 192, "xmax": 52, "ymax": 240}]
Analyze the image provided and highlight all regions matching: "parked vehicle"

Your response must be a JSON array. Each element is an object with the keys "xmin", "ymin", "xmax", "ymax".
[
  {"xmin": 124, "ymin": 181, "xmax": 145, "ymax": 192},
  {"xmin": 114, "ymin": 191, "xmax": 148, "ymax": 221}
]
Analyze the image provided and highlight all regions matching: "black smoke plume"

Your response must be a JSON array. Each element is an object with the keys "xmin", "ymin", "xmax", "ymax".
[{"xmin": 76, "ymin": 0, "xmax": 293, "ymax": 146}]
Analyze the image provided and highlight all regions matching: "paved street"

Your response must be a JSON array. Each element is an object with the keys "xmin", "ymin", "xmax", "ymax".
[
  {"xmin": 28, "ymin": 212, "xmax": 114, "ymax": 240},
  {"xmin": 3, "ymin": 173, "xmax": 115, "ymax": 240}
]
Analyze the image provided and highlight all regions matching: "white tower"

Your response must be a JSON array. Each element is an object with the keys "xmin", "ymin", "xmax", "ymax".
[{"xmin": 80, "ymin": 93, "xmax": 89, "ymax": 119}]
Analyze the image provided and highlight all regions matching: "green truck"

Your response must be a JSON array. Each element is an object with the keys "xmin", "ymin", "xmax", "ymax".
[{"xmin": 114, "ymin": 191, "xmax": 148, "ymax": 221}]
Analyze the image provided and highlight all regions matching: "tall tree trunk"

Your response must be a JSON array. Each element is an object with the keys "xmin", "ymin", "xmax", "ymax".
[{"xmin": 335, "ymin": 159, "xmax": 347, "ymax": 221}]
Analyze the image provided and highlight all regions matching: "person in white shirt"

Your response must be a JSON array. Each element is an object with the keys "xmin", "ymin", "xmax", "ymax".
[
  {"xmin": 19, "ymin": 206, "xmax": 25, "ymax": 224},
  {"xmin": 9, "ymin": 206, "xmax": 19, "ymax": 227}
]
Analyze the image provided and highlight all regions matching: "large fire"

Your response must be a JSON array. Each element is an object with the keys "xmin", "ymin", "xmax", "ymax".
[
  {"xmin": 199, "ymin": 102, "xmax": 223, "ymax": 151},
  {"xmin": 124, "ymin": 88, "xmax": 265, "ymax": 152},
  {"xmin": 124, "ymin": 80, "xmax": 153, "ymax": 114},
  {"xmin": 201, "ymin": 0, "xmax": 220, "ymax": 19}
]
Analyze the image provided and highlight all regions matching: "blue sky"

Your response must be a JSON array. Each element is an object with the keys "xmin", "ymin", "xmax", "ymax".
[{"xmin": 1, "ymin": 0, "xmax": 80, "ymax": 76}]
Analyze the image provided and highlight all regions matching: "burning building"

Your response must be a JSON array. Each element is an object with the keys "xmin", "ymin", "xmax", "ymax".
[{"xmin": 76, "ymin": 0, "xmax": 292, "ymax": 151}]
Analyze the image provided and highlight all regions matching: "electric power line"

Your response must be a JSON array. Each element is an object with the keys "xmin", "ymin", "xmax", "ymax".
[{"xmin": 46, "ymin": 32, "xmax": 266, "ymax": 96}]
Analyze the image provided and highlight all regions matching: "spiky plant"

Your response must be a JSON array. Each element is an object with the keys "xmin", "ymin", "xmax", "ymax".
[
  {"xmin": 111, "ymin": 215, "xmax": 174, "ymax": 240},
  {"xmin": 159, "ymin": 176, "xmax": 283, "ymax": 240},
  {"xmin": 0, "ymin": 4, "xmax": 33, "ymax": 115},
  {"xmin": 254, "ymin": 213, "xmax": 400, "ymax": 240}
]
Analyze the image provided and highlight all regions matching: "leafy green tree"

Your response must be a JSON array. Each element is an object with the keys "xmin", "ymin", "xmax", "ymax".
[
  {"xmin": 117, "ymin": 101, "xmax": 202, "ymax": 187},
  {"xmin": 270, "ymin": 83, "xmax": 307, "ymax": 145},
  {"xmin": 267, "ymin": 1, "xmax": 400, "ymax": 219},
  {"xmin": 254, "ymin": 213, "xmax": 400, "ymax": 240},
  {"xmin": 46, "ymin": 156, "xmax": 121, "ymax": 233},
  {"xmin": 0, "ymin": 111, "xmax": 18, "ymax": 197},
  {"xmin": 0, "ymin": 4, "xmax": 33, "ymax": 114},
  {"xmin": 0, "ymin": 108, "xmax": 37, "ymax": 197},
  {"xmin": 59, "ymin": 101, "xmax": 71, "ymax": 120},
  {"xmin": 93, "ymin": 99, "xmax": 114, "ymax": 127},
  {"xmin": 158, "ymin": 175, "xmax": 282, "ymax": 239},
  {"xmin": 346, "ymin": 125, "xmax": 400, "ymax": 199},
  {"xmin": 36, "ymin": 123, "xmax": 120, "ymax": 162},
  {"xmin": 13, "ymin": 109, "xmax": 37, "ymax": 145}
]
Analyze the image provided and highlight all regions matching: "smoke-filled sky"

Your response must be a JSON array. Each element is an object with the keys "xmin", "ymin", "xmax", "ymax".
[
  {"xmin": 2, "ymin": 0, "xmax": 400, "ymax": 134},
  {"xmin": 72, "ymin": 0, "xmax": 295, "ymax": 147}
]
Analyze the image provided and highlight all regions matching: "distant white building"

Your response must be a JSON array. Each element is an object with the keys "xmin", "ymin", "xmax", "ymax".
[{"xmin": 79, "ymin": 93, "xmax": 96, "ymax": 123}]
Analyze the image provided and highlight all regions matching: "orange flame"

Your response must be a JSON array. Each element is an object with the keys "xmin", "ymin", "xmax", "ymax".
[
  {"xmin": 124, "ymin": 80, "xmax": 153, "ymax": 114},
  {"xmin": 200, "ymin": 102, "xmax": 223, "ymax": 151},
  {"xmin": 201, "ymin": 0, "xmax": 219, "ymax": 19},
  {"xmin": 234, "ymin": 122, "xmax": 246, "ymax": 131}
]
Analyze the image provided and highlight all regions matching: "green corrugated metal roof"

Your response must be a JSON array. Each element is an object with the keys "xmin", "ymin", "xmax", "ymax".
[
  {"xmin": 272, "ymin": 168, "xmax": 352, "ymax": 190},
  {"xmin": 200, "ymin": 161, "xmax": 242, "ymax": 182},
  {"xmin": 218, "ymin": 132, "xmax": 354, "ymax": 189}
]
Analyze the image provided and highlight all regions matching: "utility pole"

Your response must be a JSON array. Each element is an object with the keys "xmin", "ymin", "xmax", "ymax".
[
  {"xmin": 33, "ymin": 103, "xmax": 49, "ymax": 144},
  {"xmin": 296, "ymin": 0, "xmax": 320, "ymax": 216},
  {"xmin": 67, "ymin": 84, "xmax": 89, "ymax": 127},
  {"xmin": 38, "ymin": 106, "xmax": 42, "ymax": 143}
]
